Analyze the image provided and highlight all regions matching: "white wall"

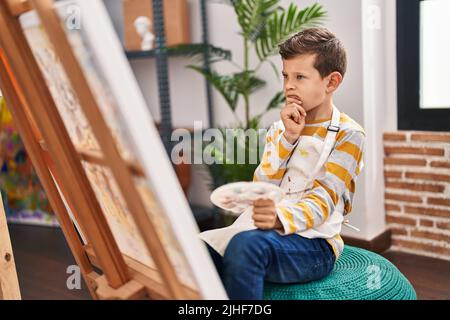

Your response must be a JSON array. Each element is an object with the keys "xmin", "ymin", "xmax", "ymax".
[
  {"xmin": 103, "ymin": 0, "xmax": 396, "ymax": 241},
  {"xmin": 353, "ymin": 0, "xmax": 398, "ymax": 240}
]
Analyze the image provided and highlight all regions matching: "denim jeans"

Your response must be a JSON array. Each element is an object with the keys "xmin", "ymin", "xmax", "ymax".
[{"xmin": 205, "ymin": 229, "xmax": 336, "ymax": 300}]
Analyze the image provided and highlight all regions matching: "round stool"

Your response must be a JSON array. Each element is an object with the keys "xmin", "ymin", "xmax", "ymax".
[{"xmin": 264, "ymin": 245, "xmax": 416, "ymax": 300}]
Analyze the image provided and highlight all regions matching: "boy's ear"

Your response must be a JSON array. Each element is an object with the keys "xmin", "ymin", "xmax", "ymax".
[{"xmin": 325, "ymin": 71, "xmax": 343, "ymax": 93}]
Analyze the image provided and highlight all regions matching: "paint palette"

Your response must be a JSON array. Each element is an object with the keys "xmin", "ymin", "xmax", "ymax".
[{"xmin": 210, "ymin": 181, "xmax": 285, "ymax": 215}]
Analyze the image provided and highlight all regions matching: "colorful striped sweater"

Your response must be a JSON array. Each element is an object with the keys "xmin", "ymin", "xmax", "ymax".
[{"xmin": 253, "ymin": 112, "xmax": 366, "ymax": 259}]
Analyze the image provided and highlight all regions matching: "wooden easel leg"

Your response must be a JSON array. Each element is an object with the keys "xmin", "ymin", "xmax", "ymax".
[
  {"xmin": 88, "ymin": 274, "xmax": 147, "ymax": 300},
  {"xmin": 0, "ymin": 195, "xmax": 21, "ymax": 300}
]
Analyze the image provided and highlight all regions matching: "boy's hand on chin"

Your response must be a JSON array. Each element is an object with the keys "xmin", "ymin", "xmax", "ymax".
[
  {"xmin": 252, "ymin": 199, "xmax": 283, "ymax": 230},
  {"xmin": 280, "ymin": 97, "xmax": 306, "ymax": 144}
]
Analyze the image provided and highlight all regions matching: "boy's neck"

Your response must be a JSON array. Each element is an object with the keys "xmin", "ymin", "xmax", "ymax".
[{"xmin": 305, "ymin": 98, "xmax": 334, "ymax": 122}]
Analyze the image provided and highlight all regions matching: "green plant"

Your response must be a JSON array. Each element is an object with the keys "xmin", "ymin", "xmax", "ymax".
[
  {"xmin": 200, "ymin": 120, "xmax": 264, "ymax": 190},
  {"xmin": 175, "ymin": 1, "xmax": 327, "ymax": 186}
]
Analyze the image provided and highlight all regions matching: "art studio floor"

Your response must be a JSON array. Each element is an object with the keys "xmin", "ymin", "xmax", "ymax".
[{"xmin": 8, "ymin": 223, "xmax": 450, "ymax": 300}]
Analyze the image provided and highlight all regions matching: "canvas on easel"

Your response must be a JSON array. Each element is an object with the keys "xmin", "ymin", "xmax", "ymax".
[{"xmin": 0, "ymin": 0, "xmax": 226, "ymax": 299}]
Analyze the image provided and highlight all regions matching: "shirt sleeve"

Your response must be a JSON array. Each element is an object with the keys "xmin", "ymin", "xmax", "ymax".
[
  {"xmin": 253, "ymin": 121, "xmax": 299, "ymax": 185},
  {"xmin": 275, "ymin": 129, "xmax": 366, "ymax": 235}
]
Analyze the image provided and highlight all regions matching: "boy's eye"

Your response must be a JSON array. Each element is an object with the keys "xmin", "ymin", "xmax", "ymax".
[{"xmin": 297, "ymin": 75, "xmax": 305, "ymax": 80}]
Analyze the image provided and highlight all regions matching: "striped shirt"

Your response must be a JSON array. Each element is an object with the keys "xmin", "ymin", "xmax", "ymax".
[{"xmin": 253, "ymin": 112, "xmax": 366, "ymax": 259}]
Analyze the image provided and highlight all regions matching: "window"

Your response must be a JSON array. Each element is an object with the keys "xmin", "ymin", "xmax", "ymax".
[{"xmin": 397, "ymin": 0, "xmax": 450, "ymax": 131}]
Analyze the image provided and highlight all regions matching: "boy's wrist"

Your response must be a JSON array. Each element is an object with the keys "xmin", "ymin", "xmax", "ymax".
[
  {"xmin": 274, "ymin": 216, "xmax": 283, "ymax": 230},
  {"xmin": 283, "ymin": 132, "xmax": 299, "ymax": 145},
  {"xmin": 274, "ymin": 206, "xmax": 289, "ymax": 235}
]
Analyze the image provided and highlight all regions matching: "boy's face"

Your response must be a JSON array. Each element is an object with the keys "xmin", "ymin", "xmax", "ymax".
[{"xmin": 282, "ymin": 53, "xmax": 330, "ymax": 112}]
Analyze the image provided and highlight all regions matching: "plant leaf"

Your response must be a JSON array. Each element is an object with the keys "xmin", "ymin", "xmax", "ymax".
[
  {"xmin": 255, "ymin": 2, "xmax": 327, "ymax": 60},
  {"xmin": 232, "ymin": 70, "xmax": 266, "ymax": 95},
  {"xmin": 187, "ymin": 65, "xmax": 240, "ymax": 111},
  {"xmin": 266, "ymin": 90, "xmax": 285, "ymax": 111},
  {"xmin": 232, "ymin": 0, "xmax": 281, "ymax": 41},
  {"xmin": 167, "ymin": 43, "xmax": 232, "ymax": 64}
]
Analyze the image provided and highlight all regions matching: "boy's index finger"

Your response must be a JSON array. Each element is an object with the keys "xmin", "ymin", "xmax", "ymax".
[
  {"xmin": 288, "ymin": 101, "xmax": 306, "ymax": 117},
  {"xmin": 293, "ymin": 104, "xmax": 306, "ymax": 117},
  {"xmin": 282, "ymin": 105, "xmax": 300, "ymax": 121},
  {"xmin": 253, "ymin": 198, "xmax": 274, "ymax": 207}
]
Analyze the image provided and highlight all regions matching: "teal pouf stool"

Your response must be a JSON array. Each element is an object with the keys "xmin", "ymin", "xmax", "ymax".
[{"xmin": 264, "ymin": 245, "xmax": 416, "ymax": 300}]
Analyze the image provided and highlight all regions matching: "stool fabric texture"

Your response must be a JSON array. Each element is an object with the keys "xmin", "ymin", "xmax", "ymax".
[{"xmin": 263, "ymin": 245, "xmax": 416, "ymax": 300}]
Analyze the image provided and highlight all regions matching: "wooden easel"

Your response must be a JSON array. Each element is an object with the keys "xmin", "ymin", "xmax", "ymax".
[
  {"xmin": 0, "ymin": 0, "xmax": 225, "ymax": 300},
  {"xmin": 0, "ymin": 193, "xmax": 21, "ymax": 300}
]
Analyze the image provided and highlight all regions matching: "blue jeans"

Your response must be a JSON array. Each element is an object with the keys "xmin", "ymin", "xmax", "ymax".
[{"xmin": 205, "ymin": 229, "xmax": 336, "ymax": 300}]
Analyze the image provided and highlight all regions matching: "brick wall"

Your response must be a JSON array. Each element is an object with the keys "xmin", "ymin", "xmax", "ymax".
[{"xmin": 383, "ymin": 132, "xmax": 450, "ymax": 261}]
